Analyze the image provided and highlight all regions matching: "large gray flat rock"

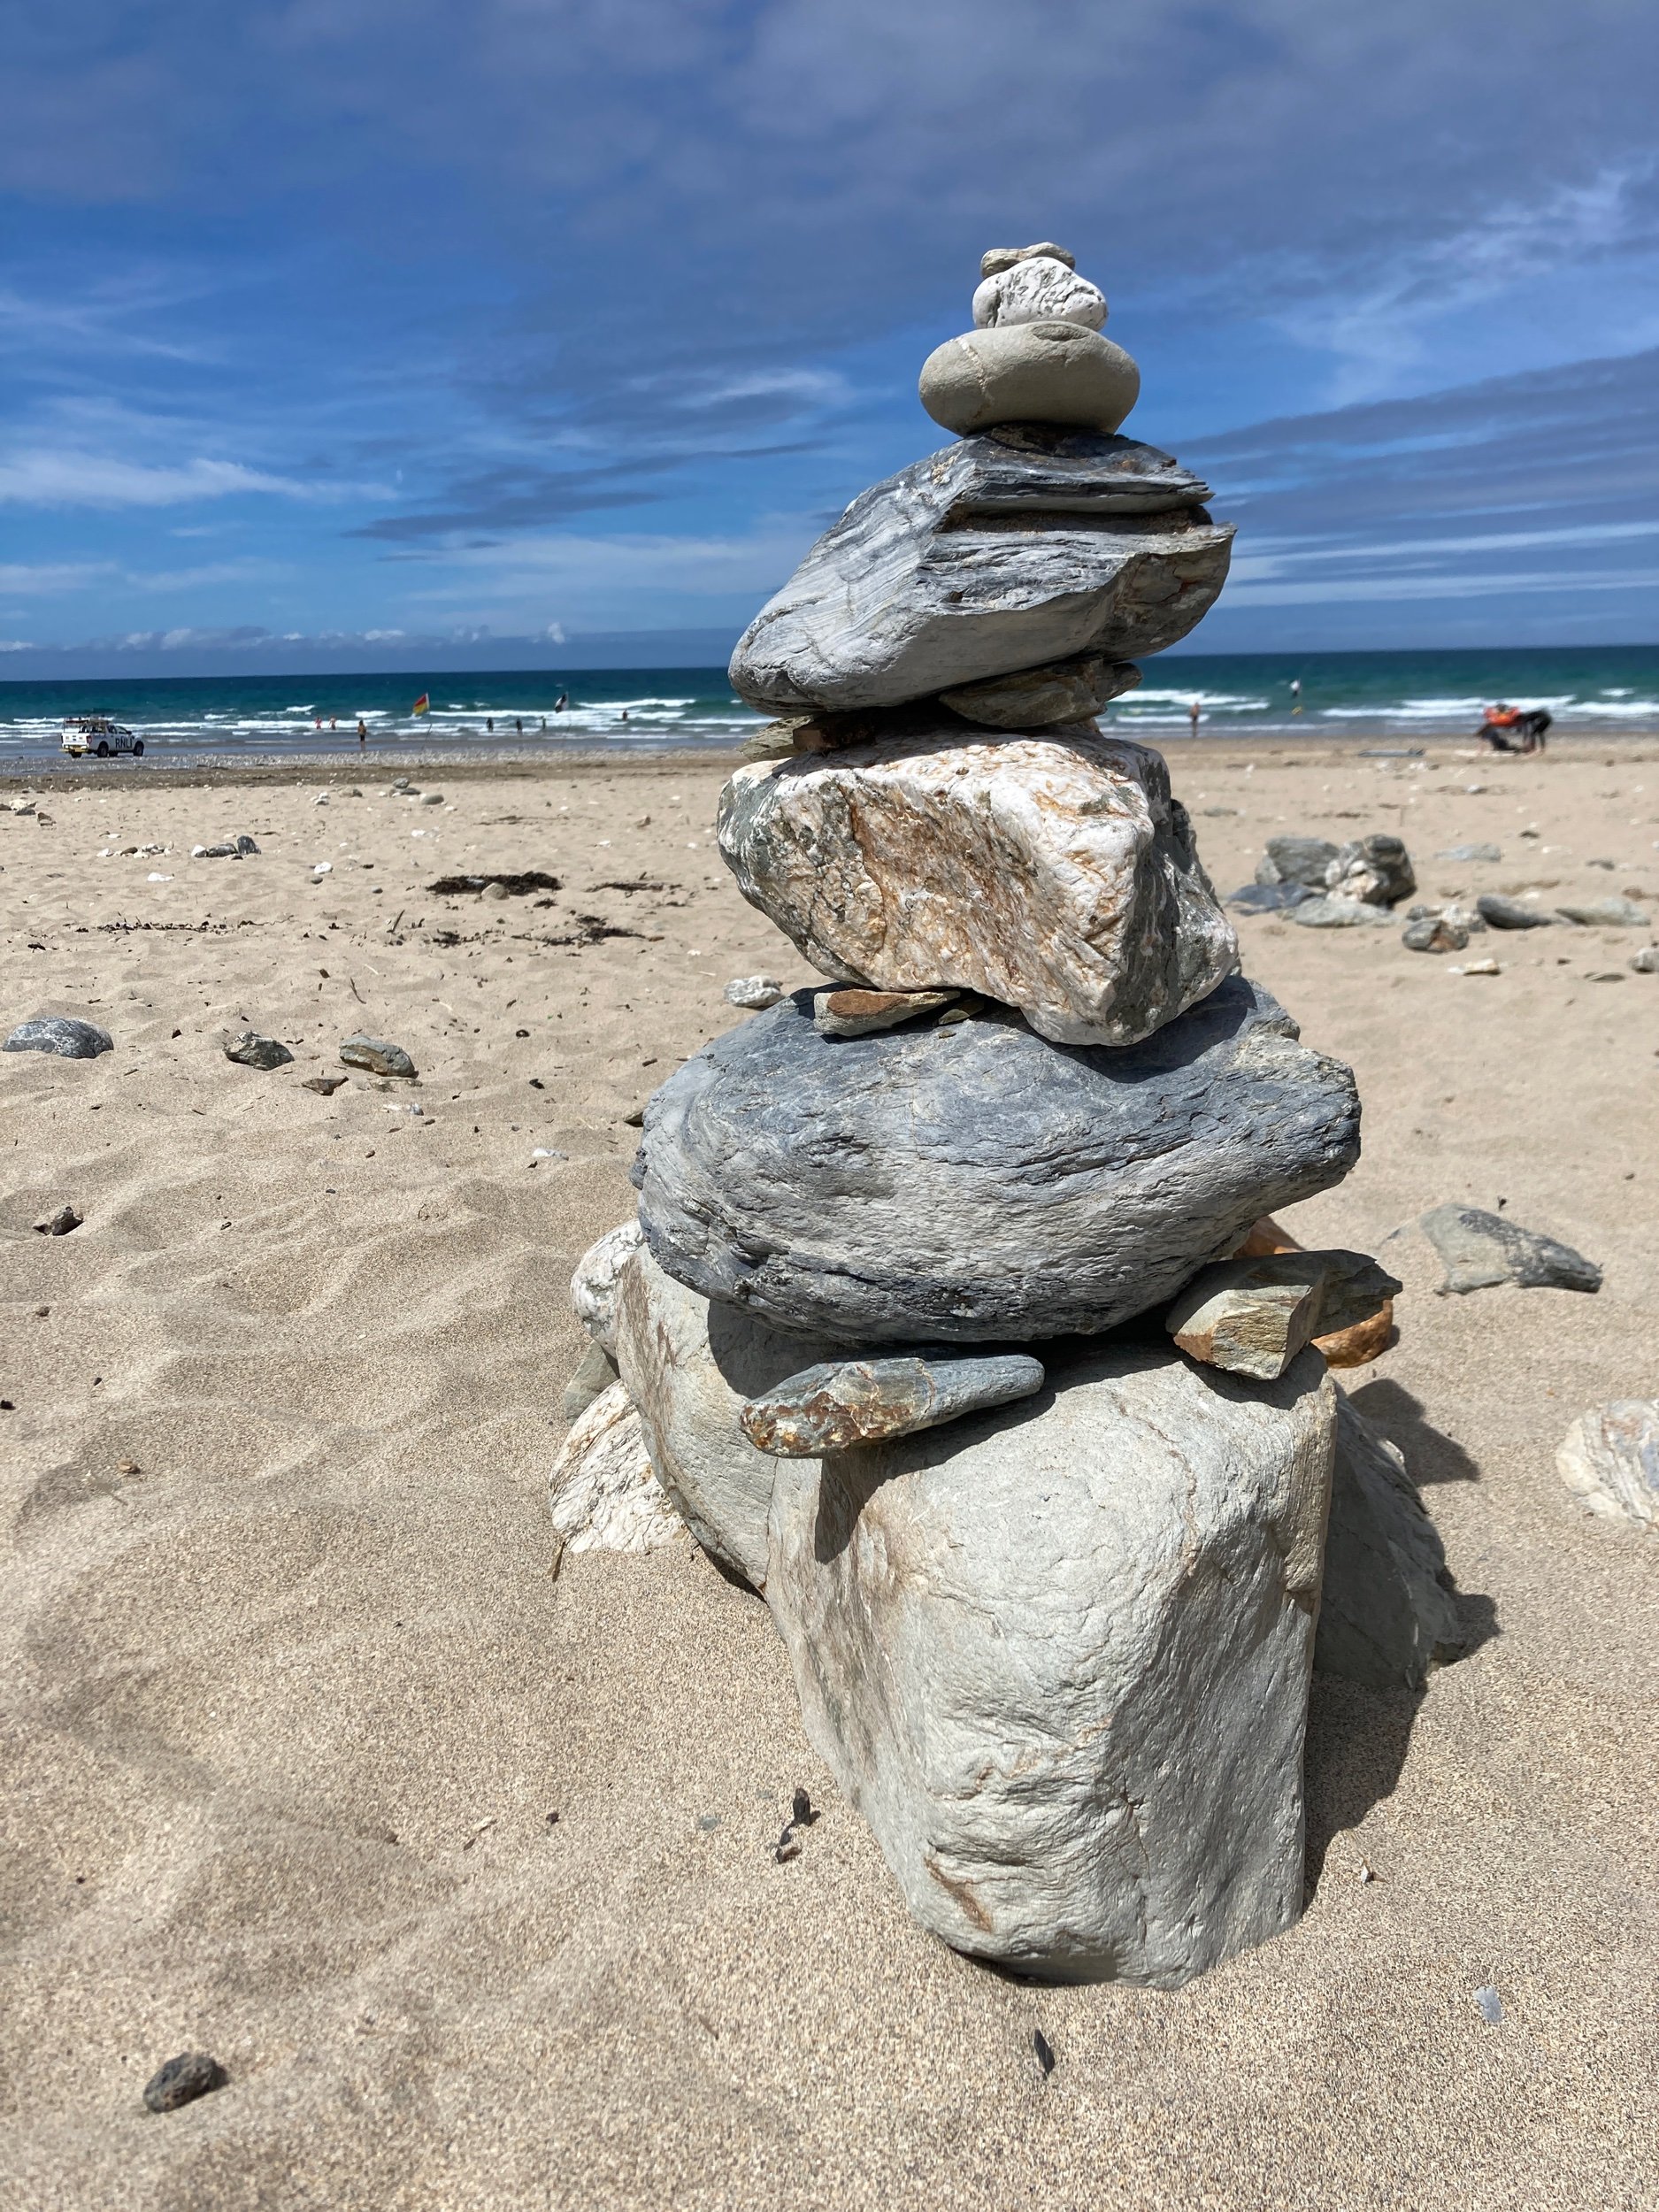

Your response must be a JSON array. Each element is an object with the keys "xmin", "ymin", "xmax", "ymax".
[
  {"xmin": 728, "ymin": 426, "xmax": 1232, "ymax": 714},
  {"xmin": 718, "ymin": 731, "xmax": 1238, "ymax": 1049},
  {"xmin": 764, "ymin": 1341, "xmax": 1337, "ymax": 1985},
  {"xmin": 633, "ymin": 975, "xmax": 1361, "ymax": 1344}
]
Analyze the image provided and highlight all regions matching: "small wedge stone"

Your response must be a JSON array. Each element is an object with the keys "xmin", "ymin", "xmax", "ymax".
[
  {"xmin": 1168, "ymin": 1251, "xmax": 1401, "ymax": 1380},
  {"xmin": 741, "ymin": 1350, "xmax": 1045, "ymax": 1456},
  {"xmin": 812, "ymin": 987, "xmax": 958, "ymax": 1039}
]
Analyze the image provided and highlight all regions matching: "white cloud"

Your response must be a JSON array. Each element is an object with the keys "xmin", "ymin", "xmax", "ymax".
[{"xmin": 0, "ymin": 449, "xmax": 388, "ymax": 509}]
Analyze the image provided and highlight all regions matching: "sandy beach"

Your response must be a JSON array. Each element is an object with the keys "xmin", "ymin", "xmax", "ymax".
[{"xmin": 4, "ymin": 736, "xmax": 1657, "ymax": 2211}]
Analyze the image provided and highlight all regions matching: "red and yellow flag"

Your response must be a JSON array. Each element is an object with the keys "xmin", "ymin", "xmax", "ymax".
[{"xmin": 411, "ymin": 692, "xmax": 430, "ymax": 716}]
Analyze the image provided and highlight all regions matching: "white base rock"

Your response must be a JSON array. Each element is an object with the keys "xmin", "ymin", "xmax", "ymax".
[
  {"xmin": 611, "ymin": 1245, "xmax": 839, "ymax": 1586},
  {"xmin": 764, "ymin": 1342, "xmax": 1337, "ymax": 1985},
  {"xmin": 549, "ymin": 1383, "xmax": 686, "ymax": 1555}
]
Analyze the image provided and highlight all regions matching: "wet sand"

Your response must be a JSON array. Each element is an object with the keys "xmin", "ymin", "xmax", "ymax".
[{"xmin": 3, "ymin": 738, "xmax": 1657, "ymax": 2210}]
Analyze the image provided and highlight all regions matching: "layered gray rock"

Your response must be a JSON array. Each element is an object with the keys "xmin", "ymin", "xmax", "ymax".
[
  {"xmin": 611, "ymin": 1244, "xmax": 841, "ymax": 1586},
  {"xmin": 633, "ymin": 976, "xmax": 1361, "ymax": 1345},
  {"xmin": 939, "ymin": 651, "xmax": 1140, "ymax": 728},
  {"xmin": 718, "ymin": 731, "xmax": 1239, "ymax": 1049},
  {"xmin": 763, "ymin": 1341, "xmax": 1337, "ymax": 1985},
  {"xmin": 1556, "ymin": 1402, "xmax": 1659, "ymax": 1525},
  {"xmin": 741, "ymin": 1350, "xmax": 1045, "ymax": 1456},
  {"xmin": 1418, "ymin": 1204, "xmax": 1601, "ymax": 1294},
  {"xmin": 918, "ymin": 322, "xmax": 1140, "ymax": 437},
  {"xmin": 1255, "ymin": 837, "xmax": 1339, "ymax": 891},
  {"xmin": 727, "ymin": 427, "xmax": 1232, "ymax": 715},
  {"xmin": 1316, "ymin": 1397, "xmax": 1468, "ymax": 1691}
]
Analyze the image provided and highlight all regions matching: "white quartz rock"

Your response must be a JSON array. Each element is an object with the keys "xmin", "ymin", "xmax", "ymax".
[
  {"xmin": 548, "ymin": 1383, "xmax": 686, "ymax": 1555},
  {"xmin": 1557, "ymin": 1401, "xmax": 1659, "ymax": 1525},
  {"xmin": 972, "ymin": 257, "xmax": 1107, "ymax": 330},
  {"xmin": 718, "ymin": 727, "xmax": 1238, "ymax": 1049},
  {"xmin": 764, "ymin": 1342, "xmax": 1338, "ymax": 1986},
  {"xmin": 570, "ymin": 1220, "xmax": 644, "ymax": 1356}
]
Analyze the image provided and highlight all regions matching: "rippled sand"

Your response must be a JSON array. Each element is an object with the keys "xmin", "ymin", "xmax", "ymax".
[{"xmin": 3, "ymin": 741, "xmax": 1656, "ymax": 2210}]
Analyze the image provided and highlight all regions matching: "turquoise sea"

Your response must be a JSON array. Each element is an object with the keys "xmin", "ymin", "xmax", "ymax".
[{"xmin": 2, "ymin": 646, "xmax": 1655, "ymax": 763}]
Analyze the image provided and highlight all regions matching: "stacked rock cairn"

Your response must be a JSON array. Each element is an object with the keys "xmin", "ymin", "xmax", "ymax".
[{"xmin": 557, "ymin": 244, "xmax": 1432, "ymax": 1989}]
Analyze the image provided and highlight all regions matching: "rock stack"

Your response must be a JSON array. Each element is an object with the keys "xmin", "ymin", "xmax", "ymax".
[{"xmin": 557, "ymin": 245, "xmax": 1409, "ymax": 1989}]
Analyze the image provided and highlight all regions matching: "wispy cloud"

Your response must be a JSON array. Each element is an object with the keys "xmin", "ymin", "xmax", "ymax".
[{"xmin": 0, "ymin": 449, "xmax": 387, "ymax": 508}]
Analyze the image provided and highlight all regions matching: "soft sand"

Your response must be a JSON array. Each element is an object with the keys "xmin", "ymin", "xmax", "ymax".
[{"xmin": 3, "ymin": 741, "xmax": 1657, "ymax": 2211}]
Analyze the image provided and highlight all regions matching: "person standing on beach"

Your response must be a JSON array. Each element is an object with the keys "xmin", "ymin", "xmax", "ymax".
[
  {"xmin": 357, "ymin": 718, "xmax": 367, "ymax": 745},
  {"xmin": 1290, "ymin": 677, "xmax": 1302, "ymax": 714},
  {"xmin": 1188, "ymin": 698, "xmax": 1201, "ymax": 733}
]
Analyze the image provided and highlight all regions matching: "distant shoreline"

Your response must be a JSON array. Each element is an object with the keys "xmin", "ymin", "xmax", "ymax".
[{"xmin": 7, "ymin": 728, "xmax": 1659, "ymax": 793}]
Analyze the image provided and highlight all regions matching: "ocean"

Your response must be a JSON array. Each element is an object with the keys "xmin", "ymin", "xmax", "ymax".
[{"xmin": 3, "ymin": 645, "xmax": 1656, "ymax": 764}]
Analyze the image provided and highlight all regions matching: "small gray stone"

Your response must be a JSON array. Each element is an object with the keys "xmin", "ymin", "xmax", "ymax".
[
  {"xmin": 1555, "ymin": 896, "xmax": 1648, "ymax": 927},
  {"xmin": 1289, "ymin": 895, "xmax": 1394, "ymax": 929},
  {"xmin": 939, "ymin": 652, "xmax": 1141, "ymax": 728},
  {"xmin": 741, "ymin": 1349, "xmax": 1045, "ymax": 1455},
  {"xmin": 4, "ymin": 1017, "xmax": 113, "ymax": 1060},
  {"xmin": 723, "ymin": 975, "xmax": 785, "ymax": 1010},
  {"xmin": 222, "ymin": 1029, "xmax": 294, "ymax": 1070},
  {"xmin": 1436, "ymin": 843, "xmax": 1502, "ymax": 862},
  {"xmin": 1556, "ymin": 1401, "xmax": 1659, "ymax": 1525},
  {"xmin": 339, "ymin": 1033, "xmax": 417, "ymax": 1079},
  {"xmin": 1419, "ymin": 1203, "xmax": 1601, "ymax": 1294},
  {"xmin": 1402, "ymin": 913, "xmax": 1469, "ymax": 954},
  {"xmin": 562, "ymin": 1340, "xmax": 620, "ymax": 1424},
  {"xmin": 1316, "ymin": 1397, "xmax": 1470, "ymax": 1692},
  {"xmin": 236, "ymin": 834, "xmax": 259, "ymax": 855},
  {"xmin": 142, "ymin": 2053, "xmax": 227, "ymax": 2113},
  {"xmin": 728, "ymin": 429, "xmax": 1231, "ymax": 716},
  {"xmin": 303, "ymin": 1074, "xmax": 348, "ymax": 1095},
  {"xmin": 1228, "ymin": 881, "xmax": 1308, "ymax": 914},
  {"xmin": 1325, "ymin": 834, "xmax": 1415, "ymax": 908},
  {"xmin": 34, "ymin": 1202, "xmax": 82, "ymax": 1236},
  {"xmin": 1256, "ymin": 837, "xmax": 1339, "ymax": 890},
  {"xmin": 919, "ymin": 323, "xmax": 1140, "ymax": 438},
  {"xmin": 1476, "ymin": 894, "xmax": 1554, "ymax": 930},
  {"xmin": 1632, "ymin": 945, "xmax": 1659, "ymax": 973},
  {"xmin": 633, "ymin": 976, "xmax": 1360, "ymax": 1345},
  {"xmin": 812, "ymin": 987, "xmax": 959, "ymax": 1039}
]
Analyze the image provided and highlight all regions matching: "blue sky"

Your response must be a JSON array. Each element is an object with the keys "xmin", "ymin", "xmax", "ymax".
[{"xmin": 4, "ymin": 0, "xmax": 1657, "ymax": 673}]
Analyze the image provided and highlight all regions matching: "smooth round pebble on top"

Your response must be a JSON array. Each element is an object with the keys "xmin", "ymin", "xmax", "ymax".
[
  {"xmin": 4, "ymin": 1017, "xmax": 114, "ymax": 1060},
  {"xmin": 919, "ymin": 324, "xmax": 1140, "ymax": 437}
]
